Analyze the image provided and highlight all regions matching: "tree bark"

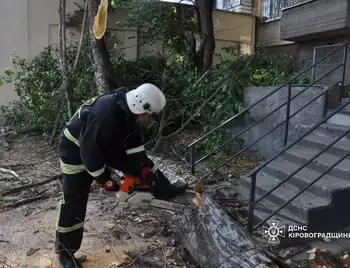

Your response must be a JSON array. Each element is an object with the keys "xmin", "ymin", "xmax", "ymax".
[
  {"xmin": 88, "ymin": 0, "xmax": 122, "ymax": 94},
  {"xmin": 158, "ymin": 189, "xmax": 275, "ymax": 268},
  {"xmin": 58, "ymin": 0, "xmax": 73, "ymax": 118},
  {"xmin": 195, "ymin": 0, "xmax": 215, "ymax": 73}
]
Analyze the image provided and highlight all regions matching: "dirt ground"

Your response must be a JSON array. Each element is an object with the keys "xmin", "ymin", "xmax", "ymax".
[{"xmin": 0, "ymin": 135, "xmax": 197, "ymax": 268}]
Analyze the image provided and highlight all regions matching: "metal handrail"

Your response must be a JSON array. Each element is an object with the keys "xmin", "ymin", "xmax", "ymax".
[
  {"xmin": 246, "ymin": 99, "xmax": 350, "ymax": 177},
  {"xmin": 199, "ymin": 80, "xmax": 343, "ymax": 180},
  {"xmin": 194, "ymin": 65, "xmax": 343, "ymax": 167},
  {"xmin": 194, "ymin": 66, "xmax": 344, "ymax": 179},
  {"xmin": 247, "ymin": 98, "xmax": 350, "ymax": 232},
  {"xmin": 187, "ymin": 42, "xmax": 348, "ymax": 176},
  {"xmin": 188, "ymin": 43, "xmax": 347, "ymax": 148}
]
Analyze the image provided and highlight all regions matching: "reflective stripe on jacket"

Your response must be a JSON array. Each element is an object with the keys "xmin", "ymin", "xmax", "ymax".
[{"xmin": 58, "ymin": 87, "xmax": 155, "ymax": 178}]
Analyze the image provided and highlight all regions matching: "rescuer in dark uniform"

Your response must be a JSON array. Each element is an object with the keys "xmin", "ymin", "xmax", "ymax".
[{"xmin": 55, "ymin": 83, "xmax": 188, "ymax": 268}]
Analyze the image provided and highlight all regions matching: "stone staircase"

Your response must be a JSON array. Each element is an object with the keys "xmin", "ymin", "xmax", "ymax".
[{"xmin": 237, "ymin": 99, "xmax": 350, "ymax": 233}]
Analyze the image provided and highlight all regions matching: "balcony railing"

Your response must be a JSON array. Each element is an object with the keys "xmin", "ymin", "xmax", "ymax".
[
  {"xmin": 262, "ymin": 0, "xmax": 315, "ymax": 22},
  {"xmin": 216, "ymin": 0, "xmax": 252, "ymax": 14},
  {"xmin": 283, "ymin": 0, "xmax": 314, "ymax": 9},
  {"xmin": 262, "ymin": 0, "xmax": 285, "ymax": 22}
]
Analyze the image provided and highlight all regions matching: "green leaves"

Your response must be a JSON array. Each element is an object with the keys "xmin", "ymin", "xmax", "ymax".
[{"xmin": 0, "ymin": 37, "xmax": 96, "ymax": 134}]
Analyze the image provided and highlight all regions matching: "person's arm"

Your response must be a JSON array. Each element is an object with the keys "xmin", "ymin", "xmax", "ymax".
[
  {"xmin": 122, "ymin": 127, "xmax": 159, "ymax": 177},
  {"xmin": 78, "ymin": 112, "xmax": 110, "ymax": 183}
]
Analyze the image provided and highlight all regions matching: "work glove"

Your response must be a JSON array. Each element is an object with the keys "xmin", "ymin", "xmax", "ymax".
[
  {"xmin": 141, "ymin": 166, "xmax": 154, "ymax": 186},
  {"xmin": 152, "ymin": 169, "xmax": 189, "ymax": 200}
]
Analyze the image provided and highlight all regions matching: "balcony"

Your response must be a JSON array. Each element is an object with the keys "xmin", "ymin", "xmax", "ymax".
[
  {"xmin": 216, "ymin": 0, "xmax": 253, "ymax": 14},
  {"xmin": 280, "ymin": 0, "xmax": 350, "ymax": 41}
]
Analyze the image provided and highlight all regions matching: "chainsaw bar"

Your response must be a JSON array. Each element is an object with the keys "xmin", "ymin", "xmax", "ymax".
[{"xmin": 100, "ymin": 188, "xmax": 189, "ymax": 212}]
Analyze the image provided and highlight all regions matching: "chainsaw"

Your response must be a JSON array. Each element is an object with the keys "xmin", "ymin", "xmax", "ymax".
[{"xmin": 99, "ymin": 172, "xmax": 203, "ymax": 212}]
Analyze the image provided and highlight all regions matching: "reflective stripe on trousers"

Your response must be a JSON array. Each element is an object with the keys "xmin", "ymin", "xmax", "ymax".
[
  {"xmin": 126, "ymin": 145, "xmax": 145, "ymax": 155},
  {"xmin": 60, "ymin": 159, "xmax": 86, "ymax": 175},
  {"xmin": 56, "ymin": 200, "xmax": 85, "ymax": 233},
  {"xmin": 60, "ymin": 159, "xmax": 106, "ymax": 178},
  {"xmin": 56, "ymin": 222, "xmax": 85, "ymax": 233},
  {"xmin": 86, "ymin": 166, "xmax": 105, "ymax": 178},
  {"xmin": 55, "ymin": 171, "xmax": 93, "ymax": 253},
  {"xmin": 61, "ymin": 128, "xmax": 106, "ymax": 177}
]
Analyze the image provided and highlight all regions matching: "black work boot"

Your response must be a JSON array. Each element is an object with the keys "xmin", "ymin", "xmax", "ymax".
[{"xmin": 58, "ymin": 251, "xmax": 82, "ymax": 268}]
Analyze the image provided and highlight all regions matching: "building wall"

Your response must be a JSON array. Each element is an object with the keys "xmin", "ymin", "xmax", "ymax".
[
  {"xmin": 280, "ymin": 0, "xmax": 350, "ymax": 41},
  {"xmin": 257, "ymin": 20, "xmax": 350, "ymax": 85},
  {"xmin": 0, "ymin": 0, "xmax": 83, "ymax": 106},
  {"xmin": 0, "ymin": 0, "xmax": 29, "ymax": 106},
  {"xmin": 258, "ymin": 20, "xmax": 294, "ymax": 47},
  {"xmin": 257, "ymin": 0, "xmax": 350, "ymax": 87},
  {"xmin": 0, "ymin": 1, "xmax": 256, "ymax": 106},
  {"xmin": 297, "ymin": 35, "xmax": 350, "ymax": 85},
  {"xmin": 213, "ymin": 10, "xmax": 256, "ymax": 58}
]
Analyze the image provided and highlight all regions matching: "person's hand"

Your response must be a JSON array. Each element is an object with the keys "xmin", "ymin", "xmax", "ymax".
[
  {"xmin": 141, "ymin": 167, "xmax": 153, "ymax": 185},
  {"xmin": 103, "ymin": 179, "xmax": 119, "ymax": 191}
]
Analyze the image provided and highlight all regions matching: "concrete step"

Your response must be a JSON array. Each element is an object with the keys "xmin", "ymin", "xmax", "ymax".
[
  {"xmin": 315, "ymin": 123, "xmax": 350, "ymax": 139},
  {"xmin": 341, "ymin": 97, "xmax": 350, "ymax": 112},
  {"xmin": 327, "ymin": 110, "xmax": 350, "ymax": 127},
  {"xmin": 298, "ymin": 132, "xmax": 350, "ymax": 158},
  {"xmin": 237, "ymin": 180, "xmax": 306, "ymax": 228},
  {"xmin": 264, "ymin": 158, "xmax": 350, "ymax": 199},
  {"xmin": 239, "ymin": 171, "xmax": 330, "ymax": 224},
  {"xmin": 282, "ymin": 145, "xmax": 350, "ymax": 179}
]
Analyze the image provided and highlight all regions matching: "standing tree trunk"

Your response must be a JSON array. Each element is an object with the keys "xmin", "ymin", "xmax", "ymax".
[
  {"xmin": 58, "ymin": 0, "xmax": 73, "ymax": 118},
  {"xmin": 195, "ymin": 0, "xmax": 215, "ymax": 73},
  {"xmin": 88, "ymin": 0, "xmax": 122, "ymax": 94}
]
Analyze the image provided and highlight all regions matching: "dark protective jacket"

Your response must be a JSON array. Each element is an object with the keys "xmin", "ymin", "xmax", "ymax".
[{"xmin": 58, "ymin": 87, "xmax": 155, "ymax": 181}]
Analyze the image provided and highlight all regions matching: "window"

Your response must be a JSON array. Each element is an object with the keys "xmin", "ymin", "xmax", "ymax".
[{"xmin": 262, "ymin": 0, "xmax": 286, "ymax": 22}]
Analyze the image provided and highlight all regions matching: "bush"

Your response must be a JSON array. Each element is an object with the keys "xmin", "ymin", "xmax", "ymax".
[
  {"xmin": 0, "ymin": 38, "xmax": 96, "ymax": 134},
  {"xmin": 0, "ymin": 35, "xmax": 303, "ymax": 154}
]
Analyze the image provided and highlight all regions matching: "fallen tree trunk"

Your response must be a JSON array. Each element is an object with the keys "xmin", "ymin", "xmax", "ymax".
[
  {"xmin": 4, "ymin": 166, "xmax": 279, "ymax": 267},
  {"xmin": 157, "ymin": 189, "xmax": 274, "ymax": 268}
]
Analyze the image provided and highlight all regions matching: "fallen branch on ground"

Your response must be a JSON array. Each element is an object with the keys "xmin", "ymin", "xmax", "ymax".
[
  {"xmin": 0, "ymin": 194, "xmax": 51, "ymax": 210},
  {"xmin": 136, "ymin": 255, "xmax": 180, "ymax": 268},
  {"xmin": 0, "ymin": 168, "xmax": 27, "ymax": 183},
  {"xmin": 0, "ymin": 126, "xmax": 41, "ymax": 138},
  {"xmin": 0, "ymin": 174, "xmax": 62, "ymax": 197}
]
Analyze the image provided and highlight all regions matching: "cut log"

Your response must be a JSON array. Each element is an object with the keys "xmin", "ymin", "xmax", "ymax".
[{"xmin": 157, "ymin": 187, "xmax": 275, "ymax": 268}]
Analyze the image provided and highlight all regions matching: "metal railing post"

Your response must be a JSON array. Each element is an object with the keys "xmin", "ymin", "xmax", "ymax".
[
  {"xmin": 341, "ymin": 44, "xmax": 348, "ymax": 86},
  {"xmin": 311, "ymin": 48, "xmax": 317, "ymax": 83},
  {"xmin": 247, "ymin": 172, "xmax": 257, "ymax": 233},
  {"xmin": 190, "ymin": 145, "xmax": 196, "ymax": 175},
  {"xmin": 323, "ymin": 89, "xmax": 329, "ymax": 118},
  {"xmin": 284, "ymin": 83, "xmax": 292, "ymax": 146}
]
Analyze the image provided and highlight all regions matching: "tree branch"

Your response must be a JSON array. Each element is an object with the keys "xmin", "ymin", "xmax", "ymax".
[
  {"xmin": 0, "ymin": 174, "xmax": 62, "ymax": 197},
  {"xmin": 72, "ymin": 0, "xmax": 89, "ymax": 72},
  {"xmin": 50, "ymin": 0, "xmax": 89, "ymax": 145},
  {"xmin": 163, "ymin": 84, "xmax": 218, "ymax": 140}
]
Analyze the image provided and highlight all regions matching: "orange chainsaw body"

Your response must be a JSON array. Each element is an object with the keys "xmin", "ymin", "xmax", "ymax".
[{"xmin": 119, "ymin": 174, "xmax": 151, "ymax": 193}]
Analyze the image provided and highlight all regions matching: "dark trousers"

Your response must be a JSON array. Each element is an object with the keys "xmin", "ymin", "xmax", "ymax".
[{"xmin": 55, "ymin": 171, "xmax": 93, "ymax": 254}]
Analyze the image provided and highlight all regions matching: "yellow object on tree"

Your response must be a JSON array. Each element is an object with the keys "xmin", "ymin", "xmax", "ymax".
[{"xmin": 93, "ymin": 0, "xmax": 109, "ymax": 39}]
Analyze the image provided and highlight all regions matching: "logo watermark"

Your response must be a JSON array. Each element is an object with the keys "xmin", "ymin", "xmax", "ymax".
[
  {"xmin": 262, "ymin": 220, "xmax": 285, "ymax": 243},
  {"xmin": 262, "ymin": 220, "xmax": 350, "ymax": 243}
]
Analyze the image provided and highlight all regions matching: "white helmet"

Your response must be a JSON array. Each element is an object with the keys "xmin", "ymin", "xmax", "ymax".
[{"xmin": 126, "ymin": 83, "xmax": 166, "ymax": 114}]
